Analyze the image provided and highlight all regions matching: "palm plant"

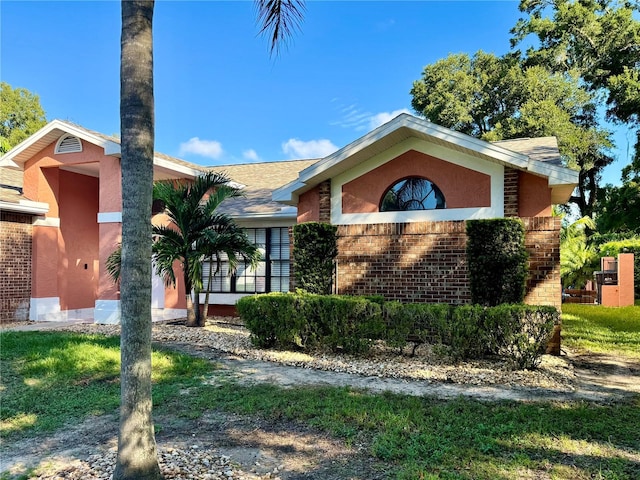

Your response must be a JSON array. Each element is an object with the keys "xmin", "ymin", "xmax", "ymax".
[
  {"xmin": 152, "ymin": 172, "xmax": 260, "ymax": 327},
  {"xmin": 560, "ymin": 215, "xmax": 598, "ymax": 288}
]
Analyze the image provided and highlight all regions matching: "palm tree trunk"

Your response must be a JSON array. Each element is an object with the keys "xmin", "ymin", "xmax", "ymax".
[{"xmin": 113, "ymin": 1, "xmax": 163, "ymax": 479}]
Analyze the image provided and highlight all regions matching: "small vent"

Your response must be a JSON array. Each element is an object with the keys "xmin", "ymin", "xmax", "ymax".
[{"xmin": 55, "ymin": 134, "xmax": 83, "ymax": 154}]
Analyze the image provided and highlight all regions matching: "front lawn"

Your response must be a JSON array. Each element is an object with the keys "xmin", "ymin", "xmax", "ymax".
[
  {"xmin": 2, "ymin": 328, "xmax": 639, "ymax": 479},
  {"xmin": 0, "ymin": 330, "xmax": 211, "ymax": 438},
  {"xmin": 562, "ymin": 304, "xmax": 640, "ymax": 358}
]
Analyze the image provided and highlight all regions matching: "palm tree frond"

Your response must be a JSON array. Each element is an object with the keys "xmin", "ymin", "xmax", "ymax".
[{"xmin": 255, "ymin": 0, "xmax": 305, "ymax": 55}]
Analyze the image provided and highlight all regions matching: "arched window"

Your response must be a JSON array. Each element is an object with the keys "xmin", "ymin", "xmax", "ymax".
[{"xmin": 379, "ymin": 177, "xmax": 446, "ymax": 211}]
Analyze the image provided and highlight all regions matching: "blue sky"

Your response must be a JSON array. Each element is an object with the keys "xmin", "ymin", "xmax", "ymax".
[{"xmin": 1, "ymin": 1, "xmax": 633, "ymax": 185}]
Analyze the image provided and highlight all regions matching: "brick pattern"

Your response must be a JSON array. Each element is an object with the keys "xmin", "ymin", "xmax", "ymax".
[
  {"xmin": 522, "ymin": 216, "xmax": 562, "ymax": 309},
  {"xmin": 318, "ymin": 180, "xmax": 331, "ymax": 223},
  {"xmin": 504, "ymin": 168, "xmax": 519, "ymax": 217},
  {"xmin": 1, "ymin": 212, "xmax": 33, "ymax": 322},
  {"xmin": 335, "ymin": 218, "xmax": 562, "ymax": 309},
  {"xmin": 336, "ymin": 222, "xmax": 471, "ymax": 304}
]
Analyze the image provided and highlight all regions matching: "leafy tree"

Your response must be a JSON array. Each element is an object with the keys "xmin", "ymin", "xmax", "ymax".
[
  {"xmin": 596, "ymin": 179, "xmax": 640, "ymax": 234},
  {"xmin": 0, "ymin": 82, "xmax": 47, "ymax": 153},
  {"xmin": 293, "ymin": 222, "xmax": 338, "ymax": 294},
  {"xmin": 511, "ymin": 0, "xmax": 640, "ymax": 166},
  {"xmin": 152, "ymin": 172, "xmax": 259, "ymax": 327},
  {"xmin": 410, "ymin": 51, "xmax": 613, "ymax": 218},
  {"xmin": 115, "ymin": 1, "xmax": 305, "ymax": 478}
]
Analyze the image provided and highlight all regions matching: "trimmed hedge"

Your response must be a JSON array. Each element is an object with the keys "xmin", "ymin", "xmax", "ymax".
[
  {"xmin": 466, "ymin": 219, "xmax": 528, "ymax": 306},
  {"xmin": 237, "ymin": 293, "xmax": 384, "ymax": 354},
  {"xmin": 237, "ymin": 294, "xmax": 559, "ymax": 369},
  {"xmin": 292, "ymin": 222, "xmax": 338, "ymax": 294}
]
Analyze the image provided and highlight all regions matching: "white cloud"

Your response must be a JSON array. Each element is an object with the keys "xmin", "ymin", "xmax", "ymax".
[
  {"xmin": 178, "ymin": 137, "xmax": 223, "ymax": 159},
  {"xmin": 242, "ymin": 149, "xmax": 260, "ymax": 162},
  {"xmin": 368, "ymin": 108, "xmax": 411, "ymax": 129},
  {"xmin": 331, "ymin": 104, "xmax": 412, "ymax": 131},
  {"xmin": 282, "ymin": 138, "xmax": 339, "ymax": 159}
]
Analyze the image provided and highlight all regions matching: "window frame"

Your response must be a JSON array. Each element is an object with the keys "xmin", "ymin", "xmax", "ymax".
[{"xmin": 379, "ymin": 176, "xmax": 446, "ymax": 212}]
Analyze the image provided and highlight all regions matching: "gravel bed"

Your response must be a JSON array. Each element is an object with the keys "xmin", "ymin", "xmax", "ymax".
[
  {"xmin": 31, "ymin": 446, "xmax": 283, "ymax": 480},
  {"xmin": 49, "ymin": 317, "xmax": 577, "ymax": 391}
]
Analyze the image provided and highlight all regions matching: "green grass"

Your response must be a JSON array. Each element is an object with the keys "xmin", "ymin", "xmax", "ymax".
[
  {"xmin": 0, "ymin": 331, "xmax": 211, "ymax": 438},
  {"xmin": 561, "ymin": 304, "xmax": 640, "ymax": 358},
  {"xmin": 170, "ymin": 381, "xmax": 640, "ymax": 479},
  {"xmin": 3, "ymin": 328, "xmax": 640, "ymax": 479}
]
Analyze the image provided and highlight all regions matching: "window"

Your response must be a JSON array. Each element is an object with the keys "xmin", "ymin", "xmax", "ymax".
[
  {"xmin": 203, "ymin": 227, "xmax": 290, "ymax": 294},
  {"xmin": 379, "ymin": 177, "xmax": 445, "ymax": 211},
  {"xmin": 54, "ymin": 134, "xmax": 83, "ymax": 154}
]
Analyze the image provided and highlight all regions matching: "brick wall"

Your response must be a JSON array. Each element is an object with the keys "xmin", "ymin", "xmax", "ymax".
[
  {"xmin": 336, "ymin": 222, "xmax": 470, "ymax": 304},
  {"xmin": 318, "ymin": 180, "xmax": 331, "ymax": 223},
  {"xmin": 504, "ymin": 168, "xmax": 519, "ymax": 217},
  {"xmin": 522, "ymin": 216, "xmax": 562, "ymax": 309},
  {"xmin": 335, "ymin": 218, "xmax": 561, "ymax": 308},
  {"xmin": 0, "ymin": 212, "xmax": 33, "ymax": 322}
]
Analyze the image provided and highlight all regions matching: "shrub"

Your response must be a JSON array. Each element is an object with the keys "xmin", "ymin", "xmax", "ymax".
[
  {"xmin": 292, "ymin": 222, "xmax": 338, "ymax": 294},
  {"xmin": 383, "ymin": 302, "xmax": 450, "ymax": 352},
  {"xmin": 238, "ymin": 293, "xmax": 383, "ymax": 354},
  {"xmin": 466, "ymin": 219, "xmax": 528, "ymax": 306}
]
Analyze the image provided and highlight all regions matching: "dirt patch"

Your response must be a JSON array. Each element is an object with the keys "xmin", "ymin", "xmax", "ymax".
[{"xmin": 1, "ymin": 409, "xmax": 388, "ymax": 480}]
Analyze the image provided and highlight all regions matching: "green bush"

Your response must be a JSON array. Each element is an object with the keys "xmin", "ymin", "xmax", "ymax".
[
  {"xmin": 466, "ymin": 219, "xmax": 528, "ymax": 306},
  {"xmin": 239, "ymin": 294, "xmax": 557, "ymax": 369},
  {"xmin": 292, "ymin": 222, "xmax": 338, "ymax": 294},
  {"xmin": 383, "ymin": 302, "xmax": 450, "ymax": 351},
  {"xmin": 238, "ymin": 293, "xmax": 383, "ymax": 354}
]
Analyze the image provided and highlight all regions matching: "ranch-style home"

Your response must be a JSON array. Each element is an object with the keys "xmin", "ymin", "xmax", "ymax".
[{"xmin": 0, "ymin": 114, "xmax": 578, "ymax": 324}]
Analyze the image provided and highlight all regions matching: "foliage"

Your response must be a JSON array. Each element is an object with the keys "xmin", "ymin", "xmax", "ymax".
[
  {"xmin": 152, "ymin": 172, "xmax": 260, "ymax": 327},
  {"xmin": 382, "ymin": 302, "xmax": 450, "ymax": 350},
  {"xmin": 238, "ymin": 293, "xmax": 384, "ymax": 354},
  {"xmin": 596, "ymin": 179, "xmax": 640, "ymax": 234},
  {"xmin": 0, "ymin": 331, "xmax": 211, "ymax": 439},
  {"xmin": 292, "ymin": 222, "xmax": 338, "ymax": 294},
  {"xmin": 466, "ymin": 219, "xmax": 528, "ymax": 306},
  {"xmin": 0, "ymin": 82, "xmax": 47, "ymax": 154},
  {"xmin": 511, "ymin": 0, "xmax": 640, "ymax": 125},
  {"xmin": 560, "ymin": 216, "xmax": 598, "ymax": 288},
  {"xmin": 512, "ymin": 0, "xmax": 640, "ymax": 185},
  {"xmin": 239, "ymin": 294, "xmax": 555, "ymax": 369},
  {"xmin": 410, "ymin": 51, "xmax": 613, "ymax": 218},
  {"xmin": 562, "ymin": 303, "xmax": 640, "ymax": 358}
]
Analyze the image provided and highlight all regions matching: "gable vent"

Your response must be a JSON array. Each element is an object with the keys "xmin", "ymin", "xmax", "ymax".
[{"xmin": 55, "ymin": 134, "xmax": 83, "ymax": 154}]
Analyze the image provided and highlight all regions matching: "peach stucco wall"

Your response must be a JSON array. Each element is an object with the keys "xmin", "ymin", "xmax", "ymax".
[
  {"xmin": 98, "ymin": 223, "xmax": 121, "ymax": 301},
  {"xmin": 59, "ymin": 171, "xmax": 99, "ymax": 310},
  {"xmin": 297, "ymin": 185, "xmax": 321, "ymax": 223},
  {"xmin": 341, "ymin": 150, "xmax": 491, "ymax": 213},
  {"xmin": 99, "ymin": 156, "xmax": 122, "ymax": 212},
  {"xmin": 518, "ymin": 172, "xmax": 552, "ymax": 217},
  {"xmin": 31, "ymin": 225, "xmax": 59, "ymax": 297}
]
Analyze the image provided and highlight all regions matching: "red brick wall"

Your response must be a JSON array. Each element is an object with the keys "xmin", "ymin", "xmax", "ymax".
[
  {"xmin": 504, "ymin": 168, "xmax": 519, "ymax": 217},
  {"xmin": 335, "ymin": 218, "xmax": 561, "ymax": 308},
  {"xmin": 336, "ymin": 222, "xmax": 470, "ymax": 304},
  {"xmin": 523, "ymin": 216, "xmax": 562, "ymax": 308},
  {"xmin": 1, "ymin": 212, "xmax": 33, "ymax": 322},
  {"xmin": 318, "ymin": 180, "xmax": 331, "ymax": 223}
]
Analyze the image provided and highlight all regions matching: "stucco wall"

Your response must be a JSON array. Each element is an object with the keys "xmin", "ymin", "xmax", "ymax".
[
  {"xmin": 341, "ymin": 150, "xmax": 491, "ymax": 213},
  {"xmin": 0, "ymin": 212, "xmax": 33, "ymax": 322}
]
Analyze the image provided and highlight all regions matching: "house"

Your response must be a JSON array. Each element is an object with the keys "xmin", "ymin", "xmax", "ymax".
[{"xmin": 0, "ymin": 114, "xmax": 578, "ymax": 323}]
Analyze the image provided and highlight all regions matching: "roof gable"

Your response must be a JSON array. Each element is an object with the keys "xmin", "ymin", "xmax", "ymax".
[
  {"xmin": 0, "ymin": 119, "xmax": 206, "ymax": 180},
  {"xmin": 273, "ymin": 113, "xmax": 579, "ymax": 205}
]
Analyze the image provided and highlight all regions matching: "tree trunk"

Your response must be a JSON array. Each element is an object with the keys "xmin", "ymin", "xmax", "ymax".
[{"xmin": 113, "ymin": 1, "xmax": 163, "ymax": 479}]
